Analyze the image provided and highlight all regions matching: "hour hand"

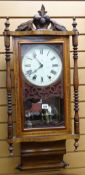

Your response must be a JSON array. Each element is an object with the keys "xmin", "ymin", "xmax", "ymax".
[
  {"xmin": 33, "ymin": 53, "xmax": 42, "ymax": 66},
  {"xmin": 31, "ymin": 64, "xmax": 43, "ymax": 74}
]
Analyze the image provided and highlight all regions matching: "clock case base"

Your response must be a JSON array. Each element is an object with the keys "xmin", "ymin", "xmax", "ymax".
[{"xmin": 17, "ymin": 140, "xmax": 67, "ymax": 171}]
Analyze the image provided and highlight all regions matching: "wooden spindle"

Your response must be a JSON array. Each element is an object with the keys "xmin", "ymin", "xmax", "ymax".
[
  {"xmin": 4, "ymin": 17, "xmax": 13, "ymax": 155},
  {"xmin": 72, "ymin": 17, "xmax": 80, "ymax": 151}
]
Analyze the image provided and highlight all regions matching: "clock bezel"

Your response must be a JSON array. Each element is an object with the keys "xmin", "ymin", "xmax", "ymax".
[
  {"xmin": 13, "ymin": 33, "xmax": 71, "ymax": 141},
  {"xmin": 21, "ymin": 43, "xmax": 63, "ymax": 88}
]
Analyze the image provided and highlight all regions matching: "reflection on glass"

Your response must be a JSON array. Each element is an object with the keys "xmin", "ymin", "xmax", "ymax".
[{"xmin": 24, "ymin": 96, "xmax": 64, "ymax": 128}]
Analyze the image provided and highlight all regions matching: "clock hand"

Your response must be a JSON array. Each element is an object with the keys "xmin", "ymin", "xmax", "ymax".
[
  {"xmin": 31, "ymin": 64, "xmax": 43, "ymax": 75},
  {"xmin": 33, "ymin": 53, "xmax": 43, "ymax": 66},
  {"xmin": 36, "ymin": 58, "xmax": 42, "ymax": 66}
]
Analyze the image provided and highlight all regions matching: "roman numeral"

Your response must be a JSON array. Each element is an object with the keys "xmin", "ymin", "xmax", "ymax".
[
  {"xmin": 40, "ymin": 49, "xmax": 43, "ymax": 54},
  {"xmin": 33, "ymin": 52, "xmax": 37, "ymax": 58},
  {"xmin": 25, "ymin": 64, "xmax": 31, "ymax": 67},
  {"xmin": 41, "ymin": 77, "xmax": 43, "ymax": 82},
  {"xmin": 52, "ymin": 64, "xmax": 58, "ymax": 67},
  {"xmin": 51, "ymin": 70, "xmax": 56, "ymax": 75},
  {"xmin": 47, "ymin": 51, "xmax": 50, "ymax": 56},
  {"xmin": 33, "ymin": 75, "xmax": 37, "ymax": 80},
  {"xmin": 50, "ymin": 56, "xmax": 56, "ymax": 61},
  {"xmin": 47, "ymin": 75, "xmax": 51, "ymax": 79},
  {"xmin": 27, "ymin": 58, "xmax": 32, "ymax": 60},
  {"xmin": 25, "ymin": 70, "xmax": 32, "ymax": 76}
]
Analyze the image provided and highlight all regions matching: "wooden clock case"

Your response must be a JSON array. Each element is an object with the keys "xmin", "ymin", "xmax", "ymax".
[{"xmin": 4, "ymin": 5, "xmax": 80, "ymax": 171}]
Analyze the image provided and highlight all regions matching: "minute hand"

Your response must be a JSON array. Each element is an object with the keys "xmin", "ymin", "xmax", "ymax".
[{"xmin": 31, "ymin": 64, "xmax": 43, "ymax": 74}]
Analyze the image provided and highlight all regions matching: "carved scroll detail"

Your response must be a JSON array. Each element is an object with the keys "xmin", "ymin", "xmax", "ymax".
[
  {"xmin": 72, "ymin": 17, "xmax": 79, "ymax": 151},
  {"xmin": 4, "ymin": 17, "xmax": 13, "ymax": 155},
  {"xmin": 24, "ymin": 81, "xmax": 63, "ymax": 101},
  {"xmin": 16, "ymin": 5, "xmax": 67, "ymax": 31}
]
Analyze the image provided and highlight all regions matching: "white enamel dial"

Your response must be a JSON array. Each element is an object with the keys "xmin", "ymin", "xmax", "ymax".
[{"xmin": 22, "ymin": 44, "xmax": 62, "ymax": 87}]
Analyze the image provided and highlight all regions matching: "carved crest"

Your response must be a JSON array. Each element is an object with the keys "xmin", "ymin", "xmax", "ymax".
[{"xmin": 16, "ymin": 5, "xmax": 67, "ymax": 31}]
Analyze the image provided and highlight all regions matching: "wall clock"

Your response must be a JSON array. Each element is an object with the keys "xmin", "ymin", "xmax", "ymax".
[{"xmin": 4, "ymin": 5, "xmax": 80, "ymax": 171}]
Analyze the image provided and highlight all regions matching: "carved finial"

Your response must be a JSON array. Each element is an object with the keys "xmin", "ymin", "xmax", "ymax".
[
  {"xmin": 72, "ymin": 17, "xmax": 77, "ymax": 31},
  {"xmin": 8, "ymin": 143, "xmax": 13, "ymax": 156},
  {"xmin": 4, "ymin": 17, "xmax": 10, "ymax": 31},
  {"xmin": 33, "ymin": 5, "xmax": 50, "ymax": 29},
  {"xmin": 74, "ymin": 139, "xmax": 79, "ymax": 151},
  {"xmin": 38, "ymin": 4, "xmax": 47, "ymax": 17},
  {"xmin": 16, "ymin": 5, "xmax": 67, "ymax": 31}
]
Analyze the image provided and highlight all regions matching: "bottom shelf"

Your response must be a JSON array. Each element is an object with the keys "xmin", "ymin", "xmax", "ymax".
[{"xmin": 17, "ymin": 140, "xmax": 68, "ymax": 171}]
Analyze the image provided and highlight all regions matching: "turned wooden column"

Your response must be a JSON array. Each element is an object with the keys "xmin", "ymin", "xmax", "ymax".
[
  {"xmin": 4, "ymin": 17, "xmax": 13, "ymax": 155},
  {"xmin": 72, "ymin": 17, "xmax": 80, "ymax": 150}
]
